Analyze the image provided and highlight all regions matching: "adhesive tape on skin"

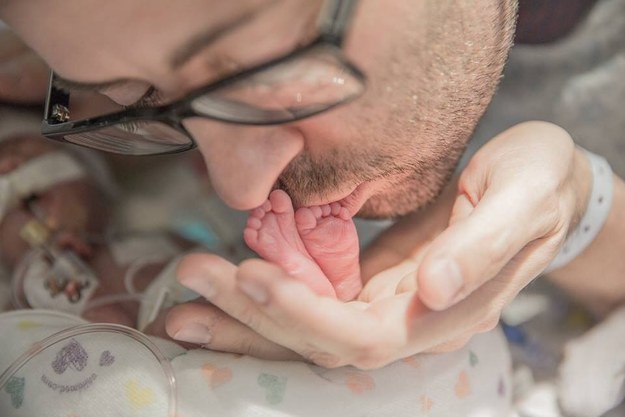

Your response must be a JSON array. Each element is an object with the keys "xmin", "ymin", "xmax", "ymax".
[
  {"xmin": 12, "ymin": 249, "xmax": 100, "ymax": 316},
  {"xmin": 0, "ymin": 152, "xmax": 86, "ymax": 221}
]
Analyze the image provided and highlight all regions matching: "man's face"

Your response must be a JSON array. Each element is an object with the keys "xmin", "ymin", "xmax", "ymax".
[{"xmin": 1, "ymin": 0, "xmax": 517, "ymax": 218}]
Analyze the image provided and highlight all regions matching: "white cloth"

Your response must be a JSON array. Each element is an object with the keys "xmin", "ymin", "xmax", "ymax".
[
  {"xmin": 558, "ymin": 305, "xmax": 625, "ymax": 417},
  {"xmin": 0, "ymin": 152, "xmax": 86, "ymax": 221},
  {"xmin": 14, "ymin": 249, "xmax": 100, "ymax": 315},
  {"xmin": 0, "ymin": 309, "xmax": 513, "ymax": 417}
]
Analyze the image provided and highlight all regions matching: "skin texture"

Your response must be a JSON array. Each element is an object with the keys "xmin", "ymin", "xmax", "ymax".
[
  {"xmin": 1, "ymin": 0, "xmax": 517, "ymax": 218},
  {"xmin": 244, "ymin": 189, "xmax": 362, "ymax": 301},
  {"xmin": 169, "ymin": 122, "xmax": 599, "ymax": 369},
  {"xmin": 6, "ymin": 1, "xmax": 620, "ymax": 369}
]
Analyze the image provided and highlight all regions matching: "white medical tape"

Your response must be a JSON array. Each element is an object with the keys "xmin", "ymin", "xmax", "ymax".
[
  {"xmin": 0, "ymin": 151, "xmax": 86, "ymax": 220},
  {"xmin": 14, "ymin": 249, "xmax": 100, "ymax": 315}
]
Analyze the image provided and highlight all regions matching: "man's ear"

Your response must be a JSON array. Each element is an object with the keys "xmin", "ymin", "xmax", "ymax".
[{"xmin": 0, "ymin": 30, "xmax": 49, "ymax": 105}]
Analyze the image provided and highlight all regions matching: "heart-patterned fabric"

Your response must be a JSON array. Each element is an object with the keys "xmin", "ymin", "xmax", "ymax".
[{"xmin": 0, "ymin": 309, "xmax": 512, "ymax": 417}]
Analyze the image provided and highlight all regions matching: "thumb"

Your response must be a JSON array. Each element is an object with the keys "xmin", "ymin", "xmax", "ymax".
[{"xmin": 416, "ymin": 186, "xmax": 545, "ymax": 311}]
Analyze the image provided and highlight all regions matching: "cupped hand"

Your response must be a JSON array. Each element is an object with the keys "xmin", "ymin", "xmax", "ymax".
[
  {"xmin": 166, "ymin": 121, "xmax": 593, "ymax": 368},
  {"xmin": 415, "ymin": 121, "xmax": 591, "ymax": 311}
]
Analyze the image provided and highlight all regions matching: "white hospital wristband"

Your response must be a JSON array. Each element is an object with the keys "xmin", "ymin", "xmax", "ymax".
[{"xmin": 544, "ymin": 148, "xmax": 613, "ymax": 273}]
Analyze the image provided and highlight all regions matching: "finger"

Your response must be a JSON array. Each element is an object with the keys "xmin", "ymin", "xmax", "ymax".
[
  {"xmin": 177, "ymin": 254, "xmax": 336, "ymax": 360},
  {"xmin": 359, "ymin": 258, "xmax": 419, "ymax": 302},
  {"xmin": 175, "ymin": 253, "xmax": 266, "ymax": 324},
  {"xmin": 448, "ymin": 192, "xmax": 475, "ymax": 226},
  {"xmin": 178, "ymin": 254, "xmax": 411, "ymax": 369},
  {"xmin": 406, "ymin": 280, "xmax": 508, "ymax": 356},
  {"xmin": 416, "ymin": 186, "xmax": 547, "ymax": 311},
  {"xmin": 176, "ymin": 254, "xmax": 298, "ymax": 356},
  {"xmin": 236, "ymin": 259, "xmax": 414, "ymax": 369},
  {"xmin": 424, "ymin": 335, "xmax": 474, "ymax": 354},
  {"xmin": 422, "ymin": 312, "xmax": 501, "ymax": 354},
  {"xmin": 143, "ymin": 306, "xmax": 183, "ymax": 341},
  {"xmin": 165, "ymin": 299, "xmax": 301, "ymax": 361}
]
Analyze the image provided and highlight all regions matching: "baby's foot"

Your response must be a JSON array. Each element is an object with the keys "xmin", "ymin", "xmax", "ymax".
[
  {"xmin": 295, "ymin": 203, "xmax": 362, "ymax": 301},
  {"xmin": 244, "ymin": 190, "xmax": 336, "ymax": 297}
]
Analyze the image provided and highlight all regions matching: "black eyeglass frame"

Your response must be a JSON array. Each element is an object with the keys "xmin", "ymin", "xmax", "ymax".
[{"xmin": 41, "ymin": 0, "xmax": 364, "ymax": 156}]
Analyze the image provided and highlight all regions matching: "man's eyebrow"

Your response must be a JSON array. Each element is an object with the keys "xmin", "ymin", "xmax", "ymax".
[
  {"xmin": 169, "ymin": 0, "xmax": 280, "ymax": 69},
  {"xmin": 53, "ymin": 1, "xmax": 282, "ymax": 91}
]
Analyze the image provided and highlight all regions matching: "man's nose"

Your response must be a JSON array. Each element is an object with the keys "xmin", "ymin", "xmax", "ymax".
[{"xmin": 183, "ymin": 119, "xmax": 304, "ymax": 210}]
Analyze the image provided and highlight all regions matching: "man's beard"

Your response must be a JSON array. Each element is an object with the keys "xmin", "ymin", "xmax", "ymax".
[
  {"xmin": 277, "ymin": 147, "xmax": 403, "ymax": 205},
  {"xmin": 357, "ymin": 166, "xmax": 454, "ymax": 219},
  {"xmin": 276, "ymin": 143, "xmax": 463, "ymax": 218}
]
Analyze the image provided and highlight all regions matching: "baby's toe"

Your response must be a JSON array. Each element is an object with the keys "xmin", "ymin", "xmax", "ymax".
[
  {"xmin": 295, "ymin": 208, "xmax": 318, "ymax": 234},
  {"xmin": 269, "ymin": 190, "xmax": 293, "ymax": 214}
]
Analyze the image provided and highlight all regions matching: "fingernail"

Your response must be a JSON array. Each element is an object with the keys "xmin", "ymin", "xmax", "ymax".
[
  {"xmin": 238, "ymin": 280, "xmax": 269, "ymax": 304},
  {"xmin": 173, "ymin": 323, "xmax": 212, "ymax": 345},
  {"xmin": 426, "ymin": 259, "xmax": 463, "ymax": 307},
  {"xmin": 180, "ymin": 276, "xmax": 216, "ymax": 299}
]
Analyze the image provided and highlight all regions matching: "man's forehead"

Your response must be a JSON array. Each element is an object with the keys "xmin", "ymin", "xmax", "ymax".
[
  {"xmin": 169, "ymin": 0, "xmax": 283, "ymax": 69},
  {"xmin": 4, "ymin": 0, "xmax": 316, "ymax": 88}
]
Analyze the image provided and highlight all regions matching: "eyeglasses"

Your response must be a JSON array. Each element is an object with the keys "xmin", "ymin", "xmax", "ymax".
[{"xmin": 41, "ymin": 0, "xmax": 365, "ymax": 156}]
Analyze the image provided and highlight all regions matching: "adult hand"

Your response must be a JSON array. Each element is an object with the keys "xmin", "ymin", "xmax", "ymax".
[
  {"xmin": 0, "ymin": 29, "xmax": 49, "ymax": 104},
  {"xmin": 167, "ymin": 121, "xmax": 593, "ymax": 368}
]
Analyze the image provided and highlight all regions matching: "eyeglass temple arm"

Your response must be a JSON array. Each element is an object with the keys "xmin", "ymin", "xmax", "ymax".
[
  {"xmin": 317, "ymin": 0, "xmax": 359, "ymax": 45},
  {"xmin": 44, "ymin": 71, "xmax": 70, "ymax": 123}
]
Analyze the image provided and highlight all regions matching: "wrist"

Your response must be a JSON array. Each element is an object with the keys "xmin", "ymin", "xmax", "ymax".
[
  {"xmin": 548, "ymin": 175, "xmax": 625, "ymax": 316},
  {"xmin": 546, "ymin": 148, "xmax": 613, "ymax": 273},
  {"xmin": 569, "ymin": 146, "xmax": 593, "ymax": 232}
]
